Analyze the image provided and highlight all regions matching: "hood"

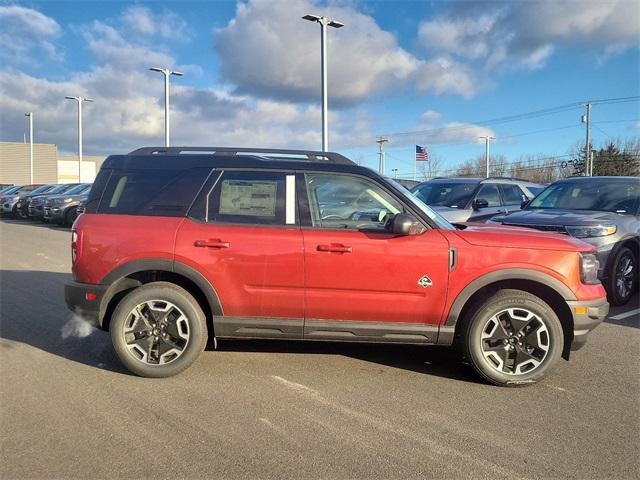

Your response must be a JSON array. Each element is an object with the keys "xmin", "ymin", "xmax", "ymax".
[
  {"xmin": 454, "ymin": 223, "xmax": 593, "ymax": 251},
  {"xmin": 432, "ymin": 206, "xmax": 470, "ymax": 223},
  {"xmin": 495, "ymin": 208, "xmax": 622, "ymax": 227}
]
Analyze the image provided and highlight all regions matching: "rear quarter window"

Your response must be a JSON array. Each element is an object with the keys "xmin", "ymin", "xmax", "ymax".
[{"xmin": 95, "ymin": 168, "xmax": 211, "ymax": 216}]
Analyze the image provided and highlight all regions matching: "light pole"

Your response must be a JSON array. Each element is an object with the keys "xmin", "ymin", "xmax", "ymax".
[
  {"xmin": 65, "ymin": 96, "xmax": 93, "ymax": 182},
  {"xmin": 302, "ymin": 14, "xmax": 344, "ymax": 152},
  {"xmin": 25, "ymin": 112, "xmax": 33, "ymax": 183},
  {"xmin": 582, "ymin": 103, "xmax": 592, "ymax": 176},
  {"xmin": 480, "ymin": 136, "xmax": 495, "ymax": 178},
  {"xmin": 149, "ymin": 67, "xmax": 183, "ymax": 147}
]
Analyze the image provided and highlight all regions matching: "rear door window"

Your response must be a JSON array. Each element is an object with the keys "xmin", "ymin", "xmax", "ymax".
[
  {"xmin": 475, "ymin": 184, "xmax": 502, "ymax": 207},
  {"xmin": 205, "ymin": 171, "xmax": 287, "ymax": 225},
  {"xmin": 500, "ymin": 184, "xmax": 526, "ymax": 204},
  {"xmin": 97, "ymin": 168, "xmax": 211, "ymax": 216}
]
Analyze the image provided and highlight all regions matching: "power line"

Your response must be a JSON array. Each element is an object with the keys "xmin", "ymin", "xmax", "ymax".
[{"xmin": 378, "ymin": 96, "xmax": 640, "ymax": 139}]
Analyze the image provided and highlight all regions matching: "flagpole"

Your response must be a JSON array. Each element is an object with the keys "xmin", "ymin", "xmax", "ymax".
[{"xmin": 413, "ymin": 153, "xmax": 416, "ymax": 181}]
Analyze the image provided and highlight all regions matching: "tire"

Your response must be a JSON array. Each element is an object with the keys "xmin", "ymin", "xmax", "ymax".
[
  {"xmin": 64, "ymin": 207, "xmax": 78, "ymax": 227},
  {"xmin": 462, "ymin": 289, "xmax": 563, "ymax": 387},
  {"xmin": 605, "ymin": 246, "xmax": 637, "ymax": 306},
  {"xmin": 110, "ymin": 282, "xmax": 208, "ymax": 378}
]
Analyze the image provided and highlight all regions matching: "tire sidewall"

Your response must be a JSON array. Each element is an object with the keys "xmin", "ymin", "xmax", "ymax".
[
  {"xmin": 607, "ymin": 246, "xmax": 637, "ymax": 306},
  {"xmin": 465, "ymin": 292, "xmax": 563, "ymax": 386},
  {"xmin": 110, "ymin": 283, "xmax": 207, "ymax": 378},
  {"xmin": 65, "ymin": 207, "xmax": 77, "ymax": 227}
]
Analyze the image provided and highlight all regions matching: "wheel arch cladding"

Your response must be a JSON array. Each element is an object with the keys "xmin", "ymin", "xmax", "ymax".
[
  {"xmin": 447, "ymin": 270, "xmax": 575, "ymax": 361},
  {"xmin": 99, "ymin": 259, "xmax": 222, "ymax": 336}
]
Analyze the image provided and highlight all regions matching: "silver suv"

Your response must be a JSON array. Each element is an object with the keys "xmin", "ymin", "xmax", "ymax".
[
  {"xmin": 490, "ymin": 176, "xmax": 640, "ymax": 305},
  {"xmin": 410, "ymin": 177, "xmax": 545, "ymax": 223}
]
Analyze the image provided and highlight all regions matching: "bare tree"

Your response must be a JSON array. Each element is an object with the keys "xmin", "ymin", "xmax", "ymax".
[{"xmin": 417, "ymin": 155, "xmax": 443, "ymax": 179}]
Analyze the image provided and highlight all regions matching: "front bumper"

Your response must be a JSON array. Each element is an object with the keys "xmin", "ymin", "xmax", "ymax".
[
  {"xmin": 566, "ymin": 297, "xmax": 609, "ymax": 350},
  {"xmin": 64, "ymin": 281, "xmax": 108, "ymax": 328},
  {"xmin": 1, "ymin": 200, "xmax": 17, "ymax": 214},
  {"xmin": 44, "ymin": 205, "xmax": 65, "ymax": 222}
]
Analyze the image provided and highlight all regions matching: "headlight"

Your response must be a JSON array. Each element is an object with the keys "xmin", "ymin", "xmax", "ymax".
[
  {"xmin": 53, "ymin": 197, "xmax": 72, "ymax": 205},
  {"xmin": 566, "ymin": 225, "xmax": 616, "ymax": 238},
  {"xmin": 580, "ymin": 253, "xmax": 600, "ymax": 284}
]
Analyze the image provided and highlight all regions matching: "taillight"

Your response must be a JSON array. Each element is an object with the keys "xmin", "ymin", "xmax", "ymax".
[{"xmin": 71, "ymin": 230, "xmax": 78, "ymax": 264}]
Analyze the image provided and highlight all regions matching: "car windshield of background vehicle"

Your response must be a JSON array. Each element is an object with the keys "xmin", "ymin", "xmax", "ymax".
[
  {"xmin": 66, "ymin": 184, "xmax": 90, "ymax": 195},
  {"xmin": 527, "ymin": 186, "xmax": 545, "ymax": 197},
  {"xmin": 29, "ymin": 184, "xmax": 54, "ymax": 195},
  {"xmin": 411, "ymin": 182, "xmax": 476, "ymax": 208},
  {"xmin": 389, "ymin": 179, "xmax": 456, "ymax": 230},
  {"xmin": 528, "ymin": 180, "xmax": 640, "ymax": 214}
]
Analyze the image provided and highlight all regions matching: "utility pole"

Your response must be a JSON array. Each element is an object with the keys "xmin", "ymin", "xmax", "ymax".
[
  {"xmin": 25, "ymin": 113, "xmax": 33, "ymax": 183},
  {"xmin": 479, "ymin": 136, "xmax": 495, "ymax": 178},
  {"xmin": 302, "ymin": 14, "xmax": 344, "ymax": 152},
  {"xmin": 65, "ymin": 96, "xmax": 93, "ymax": 182},
  {"xmin": 149, "ymin": 67, "xmax": 184, "ymax": 147},
  {"xmin": 582, "ymin": 103, "xmax": 592, "ymax": 176},
  {"xmin": 392, "ymin": 168, "xmax": 398, "ymax": 179},
  {"xmin": 376, "ymin": 137, "xmax": 388, "ymax": 175}
]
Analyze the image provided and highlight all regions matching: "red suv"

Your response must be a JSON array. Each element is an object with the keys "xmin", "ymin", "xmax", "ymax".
[{"xmin": 65, "ymin": 147, "xmax": 609, "ymax": 386}]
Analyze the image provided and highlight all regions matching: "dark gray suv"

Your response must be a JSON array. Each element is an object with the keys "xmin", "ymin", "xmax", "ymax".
[
  {"xmin": 490, "ymin": 176, "xmax": 639, "ymax": 305},
  {"xmin": 411, "ymin": 177, "xmax": 545, "ymax": 223}
]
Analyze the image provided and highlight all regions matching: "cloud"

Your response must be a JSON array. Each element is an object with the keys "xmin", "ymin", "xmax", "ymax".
[
  {"xmin": 214, "ymin": 0, "xmax": 477, "ymax": 105},
  {"xmin": 414, "ymin": 57, "xmax": 477, "ymax": 98},
  {"xmin": 0, "ymin": 5, "xmax": 62, "ymax": 63},
  {"xmin": 420, "ymin": 110, "xmax": 442, "ymax": 123},
  {"xmin": 121, "ymin": 5, "xmax": 190, "ymax": 41},
  {"xmin": 419, "ymin": 0, "xmax": 640, "ymax": 71}
]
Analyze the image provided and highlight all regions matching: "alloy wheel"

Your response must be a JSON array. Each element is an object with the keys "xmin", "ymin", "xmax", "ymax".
[
  {"xmin": 123, "ymin": 300, "xmax": 190, "ymax": 365},
  {"xmin": 480, "ymin": 308, "xmax": 550, "ymax": 375},
  {"xmin": 615, "ymin": 252, "xmax": 635, "ymax": 301}
]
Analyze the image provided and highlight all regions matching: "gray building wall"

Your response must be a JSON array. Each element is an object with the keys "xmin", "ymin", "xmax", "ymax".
[{"xmin": 0, "ymin": 142, "xmax": 58, "ymax": 184}]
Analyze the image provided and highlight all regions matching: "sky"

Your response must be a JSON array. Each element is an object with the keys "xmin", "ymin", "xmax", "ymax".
[{"xmin": 0, "ymin": 0, "xmax": 639, "ymax": 178}]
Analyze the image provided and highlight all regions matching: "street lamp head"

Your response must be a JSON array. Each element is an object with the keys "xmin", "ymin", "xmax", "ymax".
[
  {"xmin": 65, "ymin": 96, "xmax": 78, "ymax": 100},
  {"xmin": 149, "ymin": 67, "xmax": 165, "ymax": 73},
  {"xmin": 328, "ymin": 20, "xmax": 344, "ymax": 28},
  {"xmin": 84, "ymin": 98, "xmax": 94, "ymax": 103},
  {"xmin": 171, "ymin": 71, "xmax": 184, "ymax": 77},
  {"xmin": 302, "ymin": 14, "xmax": 321, "ymax": 22},
  {"xmin": 25, "ymin": 112, "xmax": 31, "ymax": 117}
]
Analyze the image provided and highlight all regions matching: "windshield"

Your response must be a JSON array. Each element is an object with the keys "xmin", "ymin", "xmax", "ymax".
[
  {"xmin": 527, "ymin": 186, "xmax": 545, "ymax": 197},
  {"xmin": 29, "ymin": 184, "xmax": 55, "ymax": 195},
  {"xmin": 2, "ymin": 185, "xmax": 22, "ymax": 195},
  {"xmin": 411, "ymin": 182, "xmax": 477, "ymax": 208},
  {"xmin": 528, "ymin": 179, "xmax": 640, "ymax": 214},
  {"xmin": 389, "ymin": 179, "xmax": 456, "ymax": 230},
  {"xmin": 66, "ymin": 183, "xmax": 91, "ymax": 195}
]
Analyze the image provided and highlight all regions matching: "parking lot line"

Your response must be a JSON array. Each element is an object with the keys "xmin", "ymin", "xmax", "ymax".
[{"xmin": 609, "ymin": 308, "xmax": 640, "ymax": 321}]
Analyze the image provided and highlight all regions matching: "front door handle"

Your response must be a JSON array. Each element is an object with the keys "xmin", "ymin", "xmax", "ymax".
[
  {"xmin": 317, "ymin": 244, "xmax": 352, "ymax": 254},
  {"xmin": 194, "ymin": 239, "xmax": 230, "ymax": 249}
]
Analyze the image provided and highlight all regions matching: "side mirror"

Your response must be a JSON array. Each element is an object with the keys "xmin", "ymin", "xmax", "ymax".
[
  {"xmin": 388, "ymin": 213, "xmax": 422, "ymax": 235},
  {"xmin": 521, "ymin": 199, "xmax": 530, "ymax": 209},
  {"xmin": 473, "ymin": 198, "xmax": 489, "ymax": 210}
]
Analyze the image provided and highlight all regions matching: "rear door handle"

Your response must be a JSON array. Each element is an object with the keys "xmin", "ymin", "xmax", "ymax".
[
  {"xmin": 317, "ymin": 244, "xmax": 352, "ymax": 254},
  {"xmin": 194, "ymin": 239, "xmax": 230, "ymax": 249}
]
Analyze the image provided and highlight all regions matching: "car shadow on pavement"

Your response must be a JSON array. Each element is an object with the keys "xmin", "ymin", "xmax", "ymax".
[
  {"xmin": 1, "ymin": 269, "xmax": 480, "ymax": 382},
  {"xmin": 217, "ymin": 339, "xmax": 481, "ymax": 384},
  {"xmin": 0, "ymin": 269, "xmax": 127, "ymax": 375},
  {"xmin": 1, "ymin": 217, "xmax": 70, "ymax": 231}
]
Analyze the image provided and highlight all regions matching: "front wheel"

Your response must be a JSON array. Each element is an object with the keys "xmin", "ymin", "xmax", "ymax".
[
  {"xmin": 606, "ymin": 246, "xmax": 637, "ymax": 306},
  {"xmin": 110, "ymin": 282, "xmax": 208, "ymax": 377},
  {"xmin": 463, "ymin": 289, "xmax": 563, "ymax": 387},
  {"xmin": 64, "ymin": 206, "xmax": 78, "ymax": 227}
]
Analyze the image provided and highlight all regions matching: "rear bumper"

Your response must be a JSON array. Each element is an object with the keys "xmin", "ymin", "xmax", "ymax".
[
  {"xmin": 566, "ymin": 297, "xmax": 609, "ymax": 350},
  {"xmin": 64, "ymin": 281, "xmax": 108, "ymax": 328}
]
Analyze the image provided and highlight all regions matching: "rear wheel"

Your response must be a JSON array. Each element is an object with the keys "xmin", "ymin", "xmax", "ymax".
[
  {"xmin": 110, "ymin": 282, "xmax": 207, "ymax": 377},
  {"xmin": 463, "ymin": 289, "xmax": 563, "ymax": 387},
  {"xmin": 606, "ymin": 246, "xmax": 637, "ymax": 306}
]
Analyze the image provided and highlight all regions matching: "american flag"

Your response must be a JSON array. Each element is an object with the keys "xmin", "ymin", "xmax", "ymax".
[{"xmin": 415, "ymin": 145, "xmax": 429, "ymax": 162}]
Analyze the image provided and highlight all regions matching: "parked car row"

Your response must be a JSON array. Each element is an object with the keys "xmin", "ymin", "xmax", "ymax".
[
  {"xmin": 410, "ymin": 175, "xmax": 639, "ymax": 306},
  {"xmin": 0, "ymin": 182, "xmax": 92, "ymax": 227}
]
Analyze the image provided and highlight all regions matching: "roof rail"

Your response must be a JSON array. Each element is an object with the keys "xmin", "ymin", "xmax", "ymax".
[
  {"xmin": 485, "ymin": 176, "xmax": 535, "ymax": 182},
  {"xmin": 127, "ymin": 146, "xmax": 355, "ymax": 165}
]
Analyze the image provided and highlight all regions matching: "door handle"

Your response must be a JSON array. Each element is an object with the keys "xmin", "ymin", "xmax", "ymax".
[
  {"xmin": 194, "ymin": 239, "xmax": 230, "ymax": 249},
  {"xmin": 317, "ymin": 244, "xmax": 352, "ymax": 254}
]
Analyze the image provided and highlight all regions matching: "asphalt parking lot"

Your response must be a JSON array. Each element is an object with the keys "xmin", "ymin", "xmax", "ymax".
[{"xmin": 1, "ymin": 219, "xmax": 638, "ymax": 480}]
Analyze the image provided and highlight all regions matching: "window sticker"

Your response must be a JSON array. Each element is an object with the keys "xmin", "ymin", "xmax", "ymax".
[{"xmin": 219, "ymin": 180, "xmax": 277, "ymax": 217}]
